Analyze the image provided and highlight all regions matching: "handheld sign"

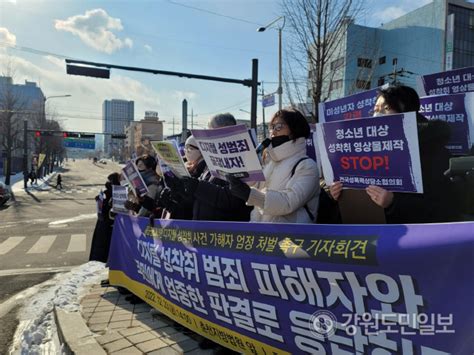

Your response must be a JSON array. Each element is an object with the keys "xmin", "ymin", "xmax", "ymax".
[
  {"xmin": 416, "ymin": 66, "xmax": 474, "ymax": 96},
  {"xmin": 316, "ymin": 112, "xmax": 423, "ymax": 193},
  {"xmin": 121, "ymin": 161, "xmax": 149, "ymax": 197},
  {"xmin": 112, "ymin": 185, "xmax": 128, "ymax": 214},
  {"xmin": 420, "ymin": 92, "xmax": 474, "ymax": 155},
  {"xmin": 192, "ymin": 124, "xmax": 265, "ymax": 182},
  {"xmin": 151, "ymin": 140, "xmax": 190, "ymax": 178}
]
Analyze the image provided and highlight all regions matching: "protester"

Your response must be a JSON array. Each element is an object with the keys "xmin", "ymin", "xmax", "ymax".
[
  {"xmin": 227, "ymin": 109, "xmax": 320, "ymax": 223},
  {"xmin": 89, "ymin": 172, "xmax": 121, "ymax": 263},
  {"xmin": 124, "ymin": 155, "xmax": 162, "ymax": 217},
  {"xmin": 139, "ymin": 135, "xmax": 207, "ymax": 220},
  {"xmin": 329, "ymin": 85, "xmax": 456, "ymax": 223},
  {"xmin": 164, "ymin": 113, "xmax": 253, "ymax": 222},
  {"xmin": 55, "ymin": 174, "xmax": 63, "ymax": 189}
]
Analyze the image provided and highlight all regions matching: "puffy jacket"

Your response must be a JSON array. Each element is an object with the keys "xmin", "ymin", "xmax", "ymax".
[{"xmin": 247, "ymin": 137, "xmax": 320, "ymax": 223}]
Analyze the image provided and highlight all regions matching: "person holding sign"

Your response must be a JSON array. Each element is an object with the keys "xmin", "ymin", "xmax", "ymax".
[
  {"xmin": 184, "ymin": 135, "xmax": 207, "ymax": 177},
  {"xmin": 329, "ymin": 85, "xmax": 456, "ymax": 223},
  {"xmin": 229, "ymin": 109, "xmax": 320, "ymax": 223},
  {"xmin": 164, "ymin": 113, "xmax": 253, "ymax": 222}
]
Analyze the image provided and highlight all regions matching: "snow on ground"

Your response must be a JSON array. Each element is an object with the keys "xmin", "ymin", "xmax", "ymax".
[{"xmin": 9, "ymin": 261, "xmax": 106, "ymax": 355}]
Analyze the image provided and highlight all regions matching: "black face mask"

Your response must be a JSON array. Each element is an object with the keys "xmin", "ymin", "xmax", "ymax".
[{"xmin": 271, "ymin": 135, "xmax": 290, "ymax": 148}]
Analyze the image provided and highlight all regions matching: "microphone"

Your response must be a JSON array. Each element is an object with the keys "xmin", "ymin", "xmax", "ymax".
[{"xmin": 256, "ymin": 138, "xmax": 271, "ymax": 155}]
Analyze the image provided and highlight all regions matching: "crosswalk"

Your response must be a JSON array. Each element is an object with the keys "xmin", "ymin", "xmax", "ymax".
[{"xmin": 0, "ymin": 234, "xmax": 89, "ymax": 256}]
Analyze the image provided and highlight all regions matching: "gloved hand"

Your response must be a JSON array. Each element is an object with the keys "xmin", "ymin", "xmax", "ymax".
[
  {"xmin": 227, "ymin": 174, "xmax": 251, "ymax": 201},
  {"xmin": 124, "ymin": 200, "xmax": 140, "ymax": 213},
  {"xmin": 157, "ymin": 187, "xmax": 174, "ymax": 209},
  {"xmin": 181, "ymin": 176, "xmax": 199, "ymax": 196},
  {"xmin": 139, "ymin": 195, "xmax": 156, "ymax": 211}
]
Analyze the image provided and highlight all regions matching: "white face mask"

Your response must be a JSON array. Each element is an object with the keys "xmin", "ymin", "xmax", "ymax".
[
  {"xmin": 373, "ymin": 111, "xmax": 385, "ymax": 117},
  {"xmin": 185, "ymin": 149, "xmax": 202, "ymax": 163}
]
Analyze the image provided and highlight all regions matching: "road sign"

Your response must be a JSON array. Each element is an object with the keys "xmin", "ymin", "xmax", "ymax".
[
  {"xmin": 262, "ymin": 93, "xmax": 275, "ymax": 107},
  {"xmin": 63, "ymin": 138, "xmax": 96, "ymax": 150}
]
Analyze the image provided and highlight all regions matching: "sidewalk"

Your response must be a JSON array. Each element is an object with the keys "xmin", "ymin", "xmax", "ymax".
[{"xmin": 56, "ymin": 282, "xmax": 217, "ymax": 355}]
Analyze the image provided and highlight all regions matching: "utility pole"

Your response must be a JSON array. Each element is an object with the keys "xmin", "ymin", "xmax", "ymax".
[
  {"xmin": 182, "ymin": 99, "xmax": 188, "ymax": 142},
  {"xmin": 23, "ymin": 119, "xmax": 28, "ymax": 189},
  {"xmin": 172, "ymin": 117, "xmax": 176, "ymax": 135},
  {"xmin": 261, "ymin": 82, "xmax": 266, "ymax": 138}
]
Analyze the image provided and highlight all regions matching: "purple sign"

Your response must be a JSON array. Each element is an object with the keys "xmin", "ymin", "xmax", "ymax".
[
  {"xmin": 417, "ymin": 66, "xmax": 474, "ymax": 96},
  {"xmin": 109, "ymin": 214, "xmax": 474, "ymax": 354},
  {"xmin": 316, "ymin": 113, "xmax": 423, "ymax": 193},
  {"xmin": 122, "ymin": 161, "xmax": 149, "ymax": 197},
  {"xmin": 318, "ymin": 88, "xmax": 381, "ymax": 123},
  {"xmin": 420, "ymin": 93, "xmax": 474, "ymax": 155}
]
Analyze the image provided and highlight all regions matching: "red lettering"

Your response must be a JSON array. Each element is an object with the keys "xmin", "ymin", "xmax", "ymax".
[
  {"xmin": 341, "ymin": 157, "xmax": 350, "ymax": 169},
  {"xmin": 339, "ymin": 155, "xmax": 390, "ymax": 171}
]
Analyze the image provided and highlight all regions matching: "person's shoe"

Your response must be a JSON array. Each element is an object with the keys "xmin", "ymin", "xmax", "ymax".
[{"xmin": 117, "ymin": 286, "xmax": 131, "ymax": 295}]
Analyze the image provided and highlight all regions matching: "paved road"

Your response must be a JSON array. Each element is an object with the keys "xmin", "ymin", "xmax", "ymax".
[{"xmin": 0, "ymin": 158, "xmax": 122, "ymax": 353}]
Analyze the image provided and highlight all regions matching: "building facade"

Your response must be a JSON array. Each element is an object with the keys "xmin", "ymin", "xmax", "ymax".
[
  {"xmin": 102, "ymin": 99, "xmax": 134, "ymax": 157},
  {"xmin": 124, "ymin": 111, "xmax": 164, "ymax": 158},
  {"xmin": 312, "ymin": 0, "xmax": 474, "ymax": 103}
]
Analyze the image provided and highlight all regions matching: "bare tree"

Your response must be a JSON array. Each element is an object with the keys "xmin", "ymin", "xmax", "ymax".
[
  {"xmin": 281, "ymin": 0, "xmax": 363, "ymax": 122},
  {"xmin": 0, "ymin": 69, "xmax": 28, "ymax": 186}
]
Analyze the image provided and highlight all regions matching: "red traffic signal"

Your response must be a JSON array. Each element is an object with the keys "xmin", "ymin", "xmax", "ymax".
[
  {"xmin": 63, "ymin": 132, "xmax": 68, "ymax": 138},
  {"xmin": 35, "ymin": 131, "xmax": 41, "ymax": 138}
]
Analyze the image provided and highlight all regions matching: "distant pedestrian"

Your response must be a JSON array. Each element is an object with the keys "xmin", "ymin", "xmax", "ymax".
[{"xmin": 55, "ymin": 174, "xmax": 63, "ymax": 189}]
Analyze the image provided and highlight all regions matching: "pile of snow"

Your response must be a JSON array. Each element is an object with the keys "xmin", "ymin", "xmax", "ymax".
[{"xmin": 10, "ymin": 262, "xmax": 106, "ymax": 354}]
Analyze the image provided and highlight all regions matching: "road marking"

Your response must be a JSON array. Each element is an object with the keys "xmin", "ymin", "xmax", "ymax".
[
  {"xmin": 0, "ymin": 237, "xmax": 25, "ymax": 255},
  {"xmin": 27, "ymin": 235, "xmax": 57, "ymax": 254},
  {"xmin": 49, "ymin": 213, "xmax": 96, "ymax": 225},
  {"xmin": 67, "ymin": 234, "xmax": 86, "ymax": 252}
]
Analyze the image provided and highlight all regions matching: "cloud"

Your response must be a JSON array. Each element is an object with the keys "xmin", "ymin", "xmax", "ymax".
[
  {"xmin": 54, "ymin": 9, "xmax": 133, "ymax": 54},
  {"xmin": 0, "ymin": 27, "xmax": 17, "ymax": 46},
  {"xmin": 172, "ymin": 90, "xmax": 197, "ymax": 101},
  {"xmin": 373, "ymin": 6, "xmax": 409, "ymax": 23},
  {"xmin": 0, "ymin": 52, "xmax": 161, "ymax": 132},
  {"xmin": 144, "ymin": 44, "xmax": 153, "ymax": 52}
]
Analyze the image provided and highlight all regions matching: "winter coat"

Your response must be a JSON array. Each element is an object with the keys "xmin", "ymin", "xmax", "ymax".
[
  {"xmin": 192, "ymin": 168, "xmax": 253, "ymax": 222},
  {"xmin": 385, "ymin": 117, "xmax": 457, "ymax": 223},
  {"xmin": 138, "ymin": 170, "xmax": 162, "ymax": 217},
  {"xmin": 247, "ymin": 137, "xmax": 320, "ymax": 223}
]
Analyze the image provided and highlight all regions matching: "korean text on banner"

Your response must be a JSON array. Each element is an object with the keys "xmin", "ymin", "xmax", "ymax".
[
  {"xmin": 420, "ymin": 92, "xmax": 474, "ymax": 155},
  {"xmin": 318, "ymin": 88, "xmax": 380, "ymax": 123},
  {"xmin": 416, "ymin": 66, "xmax": 474, "ymax": 96},
  {"xmin": 108, "ymin": 215, "xmax": 474, "ymax": 355},
  {"xmin": 192, "ymin": 124, "xmax": 265, "ymax": 182},
  {"xmin": 151, "ymin": 141, "xmax": 190, "ymax": 178},
  {"xmin": 112, "ymin": 185, "xmax": 128, "ymax": 214},
  {"xmin": 316, "ymin": 113, "xmax": 423, "ymax": 193},
  {"xmin": 121, "ymin": 161, "xmax": 149, "ymax": 197}
]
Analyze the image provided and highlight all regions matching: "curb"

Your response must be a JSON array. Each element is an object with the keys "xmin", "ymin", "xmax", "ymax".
[{"xmin": 54, "ymin": 307, "xmax": 106, "ymax": 355}]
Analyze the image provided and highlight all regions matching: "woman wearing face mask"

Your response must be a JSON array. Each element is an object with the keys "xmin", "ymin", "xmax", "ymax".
[
  {"xmin": 229, "ymin": 109, "xmax": 320, "ymax": 223},
  {"xmin": 329, "ymin": 85, "xmax": 457, "ymax": 223},
  {"xmin": 184, "ymin": 135, "xmax": 206, "ymax": 178}
]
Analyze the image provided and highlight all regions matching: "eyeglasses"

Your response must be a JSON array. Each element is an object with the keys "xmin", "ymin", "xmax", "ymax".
[
  {"xmin": 269, "ymin": 122, "xmax": 287, "ymax": 132},
  {"xmin": 185, "ymin": 144, "xmax": 199, "ymax": 151},
  {"xmin": 369, "ymin": 105, "xmax": 391, "ymax": 116}
]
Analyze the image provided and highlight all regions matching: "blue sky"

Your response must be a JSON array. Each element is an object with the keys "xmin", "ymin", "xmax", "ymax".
[{"xmin": 0, "ymin": 0, "xmax": 432, "ymax": 135}]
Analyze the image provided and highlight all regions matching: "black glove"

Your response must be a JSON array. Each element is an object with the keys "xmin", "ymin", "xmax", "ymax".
[
  {"xmin": 140, "ymin": 195, "xmax": 156, "ymax": 211},
  {"xmin": 227, "ymin": 175, "xmax": 251, "ymax": 201}
]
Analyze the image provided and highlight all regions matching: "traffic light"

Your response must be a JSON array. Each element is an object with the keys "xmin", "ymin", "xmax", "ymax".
[
  {"xmin": 66, "ymin": 65, "xmax": 110, "ymax": 79},
  {"xmin": 35, "ymin": 131, "xmax": 41, "ymax": 138},
  {"xmin": 63, "ymin": 132, "xmax": 68, "ymax": 138},
  {"xmin": 111, "ymin": 134, "xmax": 126, "ymax": 139}
]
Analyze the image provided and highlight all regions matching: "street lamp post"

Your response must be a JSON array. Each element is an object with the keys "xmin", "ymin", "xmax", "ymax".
[{"xmin": 257, "ymin": 16, "xmax": 285, "ymax": 110}]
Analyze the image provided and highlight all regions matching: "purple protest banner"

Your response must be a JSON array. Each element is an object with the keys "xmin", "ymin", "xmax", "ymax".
[
  {"xmin": 318, "ymin": 88, "xmax": 382, "ymax": 123},
  {"xmin": 316, "ymin": 113, "xmax": 423, "ymax": 193},
  {"xmin": 420, "ymin": 93, "xmax": 474, "ymax": 155},
  {"xmin": 417, "ymin": 66, "xmax": 474, "ymax": 96},
  {"xmin": 192, "ymin": 124, "xmax": 265, "ymax": 182},
  {"xmin": 108, "ymin": 214, "xmax": 474, "ymax": 354}
]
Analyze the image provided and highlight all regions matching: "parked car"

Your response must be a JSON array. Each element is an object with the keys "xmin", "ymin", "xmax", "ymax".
[
  {"xmin": 99, "ymin": 159, "xmax": 107, "ymax": 164},
  {"xmin": 0, "ymin": 182, "xmax": 11, "ymax": 207}
]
